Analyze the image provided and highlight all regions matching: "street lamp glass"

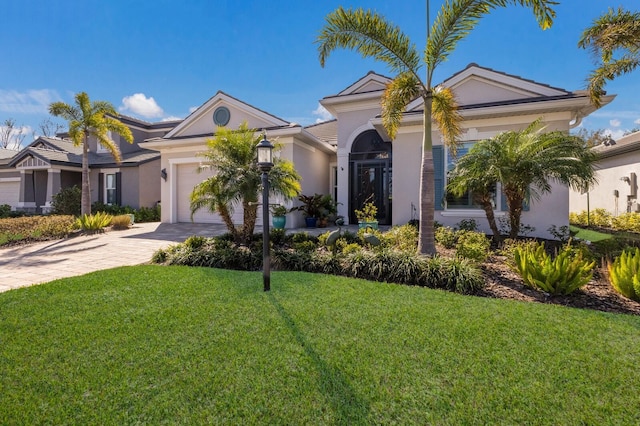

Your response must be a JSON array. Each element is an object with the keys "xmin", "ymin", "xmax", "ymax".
[{"xmin": 256, "ymin": 136, "xmax": 274, "ymax": 168}]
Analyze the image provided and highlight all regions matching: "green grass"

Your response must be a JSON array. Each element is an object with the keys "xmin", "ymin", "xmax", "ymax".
[
  {"xmin": 570, "ymin": 225, "xmax": 613, "ymax": 242},
  {"xmin": 1, "ymin": 266, "xmax": 639, "ymax": 424}
]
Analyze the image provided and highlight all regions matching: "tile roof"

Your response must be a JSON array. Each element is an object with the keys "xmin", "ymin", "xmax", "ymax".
[{"xmin": 304, "ymin": 119, "xmax": 338, "ymax": 145}]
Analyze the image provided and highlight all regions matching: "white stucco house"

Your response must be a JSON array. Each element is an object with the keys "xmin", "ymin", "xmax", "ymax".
[
  {"xmin": 570, "ymin": 130, "xmax": 640, "ymax": 216},
  {"xmin": 141, "ymin": 63, "xmax": 611, "ymax": 239}
]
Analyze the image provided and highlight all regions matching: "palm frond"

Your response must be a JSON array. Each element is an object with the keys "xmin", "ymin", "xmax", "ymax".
[
  {"xmin": 317, "ymin": 7, "xmax": 421, "ymax": 80},
  {"xmin": 381, "ymin": 72, "xmax": 421, "ymax": 139},
  {"xmin": 586, "ymin": 56, "xmax": 640, "ymax": 107},
  {"xmin": 431, "ymin": 86, "xmax": 462, "ymax": 153}
]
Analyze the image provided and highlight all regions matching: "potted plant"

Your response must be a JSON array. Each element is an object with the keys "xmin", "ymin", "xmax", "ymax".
[
  {"xmin": 290, "ymin": 194, "xmax": 324, "ymax": 227},
  {"xmin": 317, "ymin": 194, "xmax": 339, "ymax": 228},
  {"xmin": 355, "ymin": 201, "xmax": 378, "ymax": 230},
  {"xmin": 270, "ymin": 204, "xmax": 288, "ymax": 229}
]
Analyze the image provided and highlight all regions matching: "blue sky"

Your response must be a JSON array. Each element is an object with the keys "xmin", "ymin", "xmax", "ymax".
[{"xmin": 2, "ymin": 0, "xmax": 639, "ymax": 147}]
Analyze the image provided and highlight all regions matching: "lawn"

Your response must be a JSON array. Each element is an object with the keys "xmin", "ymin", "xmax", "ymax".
[{"xmin": 1, "ymin": 266, "xmax": 639, "ymax": 424}]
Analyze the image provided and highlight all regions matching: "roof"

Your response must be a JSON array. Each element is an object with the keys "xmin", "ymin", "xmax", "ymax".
[
  {"xmin": 304, "ymin": 119, "xmax": 338, "ymax": 145},
  {"xmin": 8, "ymin": 136, "xmax": 159, "ymax": 168},
  {"xmin": 593, "ymin": 131, "xmax": 640, "ymax": 158}
]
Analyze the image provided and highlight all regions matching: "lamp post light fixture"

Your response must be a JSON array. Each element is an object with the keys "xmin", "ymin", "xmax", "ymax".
[{"xmin": 257, "ymin": 133, "xmax": 274, "ymax": 291}]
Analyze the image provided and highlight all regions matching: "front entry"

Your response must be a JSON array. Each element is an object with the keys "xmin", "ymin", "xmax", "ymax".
[{"xmin": 349, "ymin": 130, "xmax": 392, "ymax": 225}]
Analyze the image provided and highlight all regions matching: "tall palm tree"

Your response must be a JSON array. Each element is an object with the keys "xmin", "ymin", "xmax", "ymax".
[
  {"xmin": 316, "ymin": 1, "xmax": 557, "ymax": 255},
  {"xmin": 49, "ymin": 92, "xmax": 133, "ymax": 215},
  {"xmin": 579, "ymin": 7, "xmax": 640, "ymax": 107},
  {"xmin": 190, "ymin": 122, "xmax": 301, "ymax": 244},
  {"xmin": 449, "ymin": 120, "xmax": 598, "ymax": 239}
]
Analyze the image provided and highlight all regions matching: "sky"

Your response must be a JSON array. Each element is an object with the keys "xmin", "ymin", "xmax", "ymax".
[{"xmin": 2, "ymin": 0, "xmax": 639, "ymax": 148}]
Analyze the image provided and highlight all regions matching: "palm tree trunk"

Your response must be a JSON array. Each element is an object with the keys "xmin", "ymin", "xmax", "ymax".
[
  {"xmin": 418, "ymin": 94, "xmax": 436, "ymax": 255},
  {"xmin": 217, "ymin": 204, "xmax": 238, "ymax": 241},
  {"xmin": 479, "ymin": 198, "xmax": 501, "ymax": 244},
  {"xmin": 241, "ymin": 199, "xmax": 258, "ymax": 244},
  {"xmin": 505, "ymin": 189, "xmax": 524, "ymax": 239},
  {"xmin": 81, "ymin": 134, "xmax": 91, "ymax": 216}
]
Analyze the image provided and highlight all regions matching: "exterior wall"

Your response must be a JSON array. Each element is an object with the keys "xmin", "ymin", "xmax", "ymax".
[
  {"xmin": 120, "ymin": 167, "xmax": 140, "ymax": 208},
  {"xmin": 570, "ymin": 152, "xmax": 640, "ymax": 216},
  {"xmin": 60, "ymin": 170, "xmax": 81, "ymax": 188},
  {"xmin": 391, "ymin": 128, "xmax": 422, "ymax": 225},
  {"xmin": 137, "ymin": 159, "xmax": 161, "ymax": 208}
]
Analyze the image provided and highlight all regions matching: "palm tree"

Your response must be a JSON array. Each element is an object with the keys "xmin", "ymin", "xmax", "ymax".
[
  {"xmin": 579, "ymin": 7, "xmax": 640, "ymax": 107},
  {"xmin": 316, "ymin": 0, "xmax": 557, "ymax": 255},
  {"xmin": 449, "ymin": 120, "xmax": 598, "ymax": 239},
  {"xmin": 190, "ymin": 122, "xmax": 301, "ymax": 244},
  {"xmin": 49, "ymin": 92, "xmax": 133, "ymax": 215}
]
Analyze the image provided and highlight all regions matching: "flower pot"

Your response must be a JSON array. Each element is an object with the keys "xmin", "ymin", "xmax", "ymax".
[
  {"xmin": 305, "ymin": 217, "xmax": 318, "ymax": 228},
  {"xmin": 358, "ymin": 221, "xmax": 378, "ymax": 230},
  {"xmin": 272, "ymin": 215, "xmax": 286, "ymax": 229}
]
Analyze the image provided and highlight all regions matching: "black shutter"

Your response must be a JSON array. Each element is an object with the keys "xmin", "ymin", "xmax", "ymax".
[
  {"xmin": 433, "ymin": 146, "xmax": 444, "ymax": 211},
  {"xmin": 98, "ymin": 173, "xmax": 104, "ymax": 203},
  {"xmin": 116, "ymin": 172, "xmax": 122, "ymax": 206}
]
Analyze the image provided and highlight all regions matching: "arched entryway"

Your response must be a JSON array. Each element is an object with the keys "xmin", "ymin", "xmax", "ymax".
[{"xmin": 349, "ymin": 130, "xmax": 392, "ymax": 225}]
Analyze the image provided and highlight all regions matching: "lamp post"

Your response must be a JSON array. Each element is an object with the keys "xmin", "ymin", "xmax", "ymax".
[{"xmin": 257, "ymin": 133, "xmax": 274, "ymax": 291}]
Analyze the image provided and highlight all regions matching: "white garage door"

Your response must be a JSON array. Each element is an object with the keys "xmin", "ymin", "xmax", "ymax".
[
  {"xmin": 176, "ymin": 164, "xmax": 258, "ymax": 224},
  {"xmin": 0, "ymin": 180, "xmax": 20, "ymax": 208}
]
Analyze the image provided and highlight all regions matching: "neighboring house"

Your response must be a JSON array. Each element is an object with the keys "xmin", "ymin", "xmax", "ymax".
[
  {"xmin": 0, "ymin": 115, "xmax": 178, "ymax": 213},
  {"xmin": 570, "ymin": 130, "xmax": 640, "ymax": 216},
  {"xmin": 142, "ymin": 64, "xmax": 611, "ymax": 238},
  {"xmin": 0, "ymin": 148, "xmax": 22, "ymax": 207}
]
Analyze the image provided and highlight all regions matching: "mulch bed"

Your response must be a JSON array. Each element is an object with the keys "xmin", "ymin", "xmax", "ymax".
[{"xmin": 476, "ymin": 253, "xmax": 640, "ymax": 316}]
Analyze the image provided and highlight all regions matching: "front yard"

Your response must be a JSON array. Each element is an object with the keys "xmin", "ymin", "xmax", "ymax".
[{"xmin": 1, "ymin": 266, "xmax": 638, "ymax": 424}]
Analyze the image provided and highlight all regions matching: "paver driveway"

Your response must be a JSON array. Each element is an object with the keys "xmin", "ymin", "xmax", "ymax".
[{"xmin": 0, "ymin": 222, "xmax": 228, "ymax": 292}]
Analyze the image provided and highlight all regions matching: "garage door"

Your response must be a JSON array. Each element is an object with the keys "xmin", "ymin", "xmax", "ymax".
[
  {"xmin": 0, "ymin": 180, "xmax": 20, "ymax": 208},
  {"xmin": 176, "ymin": 164, "xmax": 259, "ymax": 224}
]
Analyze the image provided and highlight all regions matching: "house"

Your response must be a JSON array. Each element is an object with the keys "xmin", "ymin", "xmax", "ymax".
[
  {"xmin": 0, "ymin": 115, "xmax": 179, "ymax": 213},
  {"xmin": 142, "ymin": 64, "xmax": 611, "ymax": 239},
  {"xmin": 570, "ymin": 130, "xmax": 640, "ymax": 216}
]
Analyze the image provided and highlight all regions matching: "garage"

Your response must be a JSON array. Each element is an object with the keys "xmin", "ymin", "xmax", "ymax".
[
  {"xmin": 0, "ymin": 178, "xmax": 20, "ymax": 208},
  {"xmin": 175, "ymin": 163, "xmax": 259, "ymax": 224}
]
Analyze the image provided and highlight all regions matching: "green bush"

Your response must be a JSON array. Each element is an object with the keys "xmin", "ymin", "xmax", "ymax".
[
  {"xmin": 52, "ymin": 186, "xmax": 81, "ymax": 216},
  {"xmin": 380, "ymin": 224, "xmax": 418, "ymax": 252},
  {"xmin": 512, "ymin": 242, "xmax": 595, "ymax": 295},
  {"xmin": 607, "ymin": 248, "xmax": 640, "ymax": 301},
  {"xmin": 0, "ymin": 215, "xmax": 75, "ymax": 245},
  {"xmin": 611, "ymin": 212, "xmax": 640, "ymax": 233},
  {"xmin": 92, "ymin": 202, "xmax": 160, "ymax": 223},
  {"xmin": 75, "ymin": 212, "xmax": 113, "ymax": 232},
  {"xmin": 455, "ymin": 230, "xmax": 490, "ymax": 263},
  {"xmin": 435, "ymin": 226, "xmax": 457, "ymax": 249},
  {"xmin": 0, "ymin": 204, "xmax": 11, "ymax": 218},
  {"xmin": 135, "ymin": 205, "xmax": 161, "ymax": 223},
  {"xmin": 456, "ymin": 218, "xmax": 478, "ymax": 231},
  {"xmin": 570, "ymin": 208, "xmax": 612, "ymax": 228}
]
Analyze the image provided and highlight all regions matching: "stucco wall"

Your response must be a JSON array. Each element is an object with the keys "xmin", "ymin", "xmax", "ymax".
[
  {"xmin": 570, "ymin": 152, "xmax": 640, "ymax": 216},
  {"xmin": 138, "ymin": 159, "xmax": 161, "ymax": 208}
]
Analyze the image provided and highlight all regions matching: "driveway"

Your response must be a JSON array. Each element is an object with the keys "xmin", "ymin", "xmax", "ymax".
[{"xmin": 0, "ymin": 222, "xmax": 229, "ymax": 292}]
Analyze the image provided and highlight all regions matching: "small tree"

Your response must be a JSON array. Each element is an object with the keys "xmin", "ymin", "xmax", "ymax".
[
  {"xmin": 0, "ymin": 118, "xmax": 26, "ymax": 149},
  {"xmin": 190, "ymin": 122, "xmax": 301, "ymax": 244}
]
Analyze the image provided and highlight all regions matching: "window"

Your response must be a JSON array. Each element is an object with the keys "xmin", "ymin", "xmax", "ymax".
[
  {"xmin": 445, "ymin": 142, "xmax": 496, "ymax": 209},
  {"xmin": 97, "ymin": 131, "xmax": 113, "ymax": 153},
  {"xmin": 105, "ymin": 173, "xmax": 116, "ymax": 205}
]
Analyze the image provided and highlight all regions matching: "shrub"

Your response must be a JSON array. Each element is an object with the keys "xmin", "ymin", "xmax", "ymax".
[
  {"xmin": 0, "ymin": 204, "xmax": 11, "ymax": 218},
  {"xmin": 498, "ymin": 217, "xmax": 535, "ymax": 237},
  {"xmin": 607, "ymin": 248, "xmax": 640, "ymax": 301},
  {"xmin": 0, "ymin": 215, "xmax": 75, "ymax": 245},
  {"xmin": 455, "ymin": 230, "xmax": 490, "ymax": 263},
  {"xmin": 512, "ymin": 242, "xmax": 595, "ymax": 295},
  {"xmin": 75, "ymin": 212, "xmax": 113, "ymax": 232},
  {"xmin": 380, "ymin": 224, "xmax": 418, "ymax": 252},
  {"xmin": 435, "ymin": 226, "xmax": 457, "ymax": 249},
  {"xmin": 547, "ymin": 224, "xmax": 572, "ymax": 243},
  {"xmin": 456, "ymin": 218, "xmax": 478, "ymax": 231},
  {"xmin": 52, "ymin": 186, "xmax": 81, "ymax": 216},
  {"xmin": 611, "ymin": 212, "xmax": 640, "ymax": 233},
  {"xmin": 571, "ymin": 208, "xmax": 613, "ymax": 228},
  {"xmin": 111, "ymin": 214, "xmax": 132, "ymax": 230},
  {"xmin": 135, "ymin": 205, "xmax": 161, "ymax": 223}
]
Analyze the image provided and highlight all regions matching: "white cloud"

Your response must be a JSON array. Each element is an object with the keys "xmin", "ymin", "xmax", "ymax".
[
  {"xmin": 635, "ymin": 118, "xmax": 640, "ymax": 125},
  {"xmin": 188, "ymin": 106, "xmax": 198, "ymax": 114},
  {"xmin": 162, "ymin": 116, "xmax": 182, "ymax": 122},
  {"xmin": 603, "ymin": 128, "xmax": 626, "ymax": 140},
  {"xmin": 312, "ymin": 104, "xmax": 334, "ymax": 123},
  {"xmin": 609, "ymin": 119, "xmax": 622, "ymax": 127},
  {"xmin": 119, "ymin": 93, "xmax": 164, "ymax": 118},
  {"xmin": 0, "ymin": 123, "xmax": 32, "ymax": 149},
  {"xmin": 0, "ymin": 89, "xmax": 61, "ymax": 114}
]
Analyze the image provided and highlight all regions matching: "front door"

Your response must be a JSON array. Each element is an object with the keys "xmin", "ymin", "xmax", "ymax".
[{"xmin": 350, "ymin": 159, "xmax": 392, "ymax": 225}]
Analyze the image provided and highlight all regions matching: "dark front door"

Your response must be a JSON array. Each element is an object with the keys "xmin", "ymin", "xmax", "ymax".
[{"xmin": 350, "ymin": 159, "xmax": 392, "ymax": 225}]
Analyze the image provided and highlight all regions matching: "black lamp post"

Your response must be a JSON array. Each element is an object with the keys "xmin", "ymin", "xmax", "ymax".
[{"xmin": 257, "ymin": 133, "xmax": 274, "ymax": 291}]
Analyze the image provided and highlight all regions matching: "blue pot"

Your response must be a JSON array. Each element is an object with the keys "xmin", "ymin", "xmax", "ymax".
[
  {"xmin": 305, "ymin": 217, "xmax": 318, "ymax": 228},
  {"xmin": 272, "ymin": 216, "xmax": 286, "ymax": 229}
]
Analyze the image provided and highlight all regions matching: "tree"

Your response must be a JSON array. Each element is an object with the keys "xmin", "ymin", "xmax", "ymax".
[
  {"xmin": 316, "ymin": 1, "xmax": 557, "ymax": 255},
  {"xmin": 49, "ymin": 92, "xmax": 133, "ymax": 215},
  {"xmin": 0, "ymin": 118, "xmax": 26, "ymax": 149},
  {"xmin": 579, "ymin": 7, "xmax": 640, "ymax": 107},
  {"xmin": 37, "ymin": 118, "xmax": 65, "ymax": 138},
  {"xmin": 190, "ymin": 122, "xmax": 301, "ymax": 244},
  {"xmin": 572, "ymin": 127, "xmax": 612, "ymax": 147},
  {"xmin": 449, "ymin": 120, "xmax": 598, "ymax": 239}
]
